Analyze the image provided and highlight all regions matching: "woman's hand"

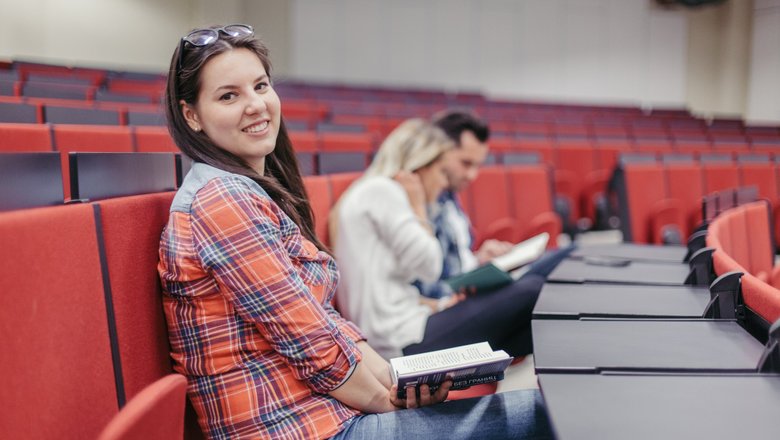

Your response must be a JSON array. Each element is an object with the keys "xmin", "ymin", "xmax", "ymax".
[
  {"xmin": 394, "ymin": 171, "xmax": 428, "ymax": 220},
  {"xmin": 419, "ymin": 293, "xmax": 466, "ymax": 313},
  {"xmin": 389, "ymin": 380, "xmax": 453, "ymax": 409}
]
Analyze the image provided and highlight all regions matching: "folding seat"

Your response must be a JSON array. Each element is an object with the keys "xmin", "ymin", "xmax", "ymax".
[
  {"xmin": 53, "ymin": 124, "xmax": 135, "ymax": 153},
  {"xmin": 743, "ymin": 201, "xmax": 776, "ymax": 283},
  {"xmin": 0, "ymin": 204, "xmax": 119, "ymax": 438},
  {"xmin": 0, "ymin": 78, "xmax": 18, "ymax": 96},
  {"xmin": 0, "ymin": 100, "xmax": 39, "ymax": 123},
  {"xmin": 95, "ymin": 89, "xmax": 154, "ymax": 104},
  {"xmin": 303, "ymin": 175, "xmax": 333, "ymax": 246},
  {"xmin": 674, "ymin": 139, "xmax": 712, "ymax": 155},
  {"xmin": 328, "ymin": 171, "xmax": 362, "ymax": 207},
  {"xmin": 318, "ymin": 132, "xmax": 374, "ymax": 174},
  {"xmin": 664, "ymin": 160, "xmax": 704, "ymax": 239},
  {"xmin": 133, "ymin": 126, "xmax": 178, "ymax": 153},
  {"xmin": 737, "ymin": 154, "xmax": 777, "ymax": 204},
  {"xmin": 464, "ymin": 166, "xmax": 516, "ymax": 245},
  {"xmin": 53, "ymin": 125, "xmax": 135, "ymax": 199},
  {"xmin": 316, "ymin": 121, "xmax": 366, "ymax": 133},
  {"xmin": 289, "ymin": 130, "xmax": 318, "ymax": 176},
  {"xmin": 97, "ymin": 374, "xmax": 187, "ymax": 440},
  {"xmin": 69, "ymin": 152, "xmax": 177, "ymax": 201},
  {"xmin": 44, "ymin": 104, "xmax": 121, "ymax": 125},
  {"xmin": 593, "ymin": 138, "xmax": 631, "ymax": 174},
  {"xmin": 633, "ymin": 138, "xmax": 674, "ymax": 155},
  {"xmin": 554, "ymin": 139, "xmax": 598, "ymax": 226},
  {"xmin": 740, "ymin": 274, "xmax": 780, "ymax": 337},
  {"xmin": 515, "ymin": 136, "xmax": 555, "ymax": 166},
  {"xmin": 506, "ymin": 165, "xmax": 562, "ymax": 246},
  {"xmin": 127, "ymin": 110, "xmax": 166, "ymax": 126},
  {"xmin": 614, "ymin": 161, "xmax": 680, "ymax": 244},
  {"xmin": 283, "ymin": 99, "xmax": 328, "ymax": 129},
  {"xmin": 701, "ymin": 154, "xmax": 739, "ymax": 193},
  {"xmin": 0, "ymin": 122, "xmax": 52, "ymax": 151},
  {"xmin": 0, "ymin": 152, "xmax": 63, "ymax": 210},
  {"xmin": 23, "ymin": 81, "xmax": 95, "ymax": 100}
]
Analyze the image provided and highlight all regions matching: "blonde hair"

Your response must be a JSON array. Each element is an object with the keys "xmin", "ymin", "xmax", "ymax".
[
  {"xmin": 364, "ymin": 118, "xmax": 454, "ymax": 178},
  {"xmin": 329, "ymin": 118, "xmax": 454, "ymax": 244}
]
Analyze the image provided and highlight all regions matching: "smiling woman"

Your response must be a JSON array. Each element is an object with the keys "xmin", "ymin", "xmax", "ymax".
[
  {"xmin": 159, "ymin": 24, "xmax": 551, "ymax": 440},
  {"xmin": 179, "ymin": 48, "xmax": 280, "ymax": 175}
]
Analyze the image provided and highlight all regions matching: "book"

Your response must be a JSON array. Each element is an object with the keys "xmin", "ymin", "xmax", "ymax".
[
  {"xmin": 444, "ymin": 232, "xmax": 549, "ymax": 293},
  {"xmin": 389, "ymin": 342, "xmax": 513, "ymax": 399}
]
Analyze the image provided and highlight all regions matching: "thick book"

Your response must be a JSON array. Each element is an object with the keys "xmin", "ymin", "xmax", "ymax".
[
  {"xmin": 444, "ymin": 232, "xmax": 549, "ymax": 293},
  {"xmin": 390, "ymin": 342, "xmax": 513, "ymax": 399}
]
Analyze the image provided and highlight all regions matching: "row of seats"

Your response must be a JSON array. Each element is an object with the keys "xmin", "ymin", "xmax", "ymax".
[
  {"xmin": 705, "ymin": 200, "xmax": 780, "ymax": 338},
  {"xmin": 1, "ymin": 151, "xmax": 565, "ymax": 436},
  {"xmin": 613, "ymin": 158, "xmax": 780, "ymax": 245}
]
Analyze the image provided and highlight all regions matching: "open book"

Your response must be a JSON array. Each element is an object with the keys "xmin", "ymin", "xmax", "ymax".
[
  {"xmin": 444, "ymin": 232, "xmax": 549, "ymax": 294},
  {"xmin": 390, "ymin": 342, "xmax": 513, "ymax": 399}
]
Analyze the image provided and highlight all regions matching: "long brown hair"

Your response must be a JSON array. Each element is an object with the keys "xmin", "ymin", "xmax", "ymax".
[{"xmin": 164, "ymin": 26, "xmax": 327, "ymax": 251}]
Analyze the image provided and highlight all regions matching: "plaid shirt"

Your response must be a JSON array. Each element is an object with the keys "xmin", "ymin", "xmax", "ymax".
[
  {"xmin": 415, "ymin": 191, "xmax": 476, "ymax": 299},
  {"xmin": 158, "ymin": 163, "xmax": 364, "ymax": 439}
]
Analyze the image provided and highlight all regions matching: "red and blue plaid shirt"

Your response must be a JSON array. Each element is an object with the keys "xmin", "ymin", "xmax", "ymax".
[{"xmin": 158, "ymin": 164, "xmax": 365, "ymax": 439}]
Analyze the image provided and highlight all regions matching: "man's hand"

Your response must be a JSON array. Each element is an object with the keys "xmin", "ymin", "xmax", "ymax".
[{"xmin": 476, "ymin": 239, "xmax": 514, "ymax": 264}]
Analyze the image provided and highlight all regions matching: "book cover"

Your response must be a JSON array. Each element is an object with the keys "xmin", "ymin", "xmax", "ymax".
[
  {"xmin": 390, "ymin": 342, "xmax": 512, "ymax": 399},
  {"xmin": 444, "ymin": 232, "xmax": 549, "ymax": 294}
]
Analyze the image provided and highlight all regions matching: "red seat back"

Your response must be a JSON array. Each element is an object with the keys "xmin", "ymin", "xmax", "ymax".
[
  {"xmin": 303, "ymin": 175, "xmax": 333, "ymax": 246},
  {"xmin": 0, "ymin": 122, "xmax": 52, "ymax": 151},
  {"xmin": 0, "ymin": 204, "xmax": 118, "ymax": 439}
]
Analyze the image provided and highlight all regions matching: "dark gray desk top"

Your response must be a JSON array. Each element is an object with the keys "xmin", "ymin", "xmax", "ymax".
[
  {"xmin": 547, "ymin": 258, "xmax": 691, "ymax": 286},
  {"xmin": 569, "ymin": 243, "xmax": 687, "ymax": 264},
  {"xmin": 539, "ymin": 373, "xmax": 780, "ymax": 440},
  {"xmin": 533, "ymin": 283, "xmax": 711, "ymax": 319},
  {"xmin": 532, "ymin": 319, "xmax": 765, "ymax": 373}
]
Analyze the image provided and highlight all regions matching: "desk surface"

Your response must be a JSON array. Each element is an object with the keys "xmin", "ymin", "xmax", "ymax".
[
  {"xmin": 539, "ymin": 373, "xmax": 780, "ymax": 440},
  {"xmin": 532, "ymin": 319, "xmax": 765, "ymax": 373},
  {"xmin": 569, "ymin": 243, "xmax": 686, "ymax": 264},
  {"xmin": 533, "ymin": 283, "xmax": 711, "ymax": 319},
  {"xmin": 547, "ymin": 258, "xmax": 691, "ymax": 286}
]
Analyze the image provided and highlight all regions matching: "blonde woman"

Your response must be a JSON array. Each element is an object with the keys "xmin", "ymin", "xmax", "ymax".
[{"xmin": 334, "ymin": 119, "xmax": 545, "ymax": 361}]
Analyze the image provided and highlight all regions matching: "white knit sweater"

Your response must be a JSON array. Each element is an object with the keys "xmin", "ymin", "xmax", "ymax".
[{"xmin": 334, "ymin": 176, "xmax": 442, "ymax": 359}]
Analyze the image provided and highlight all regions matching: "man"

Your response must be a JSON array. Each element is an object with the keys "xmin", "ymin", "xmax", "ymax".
[{"xmin": 417, "ymin": 110, "xmax": 572, "ymax": 300}]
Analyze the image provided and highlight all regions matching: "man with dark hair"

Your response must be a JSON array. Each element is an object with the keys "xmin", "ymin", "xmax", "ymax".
[{"xmin": 417, "ymin": 109, "xmax": 572, "ymax": 300}]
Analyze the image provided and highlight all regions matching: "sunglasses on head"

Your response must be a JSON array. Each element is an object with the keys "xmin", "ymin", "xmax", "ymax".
[{"xmin": 177, "ymin": 24, "xmax": 254, "ymax": 75}]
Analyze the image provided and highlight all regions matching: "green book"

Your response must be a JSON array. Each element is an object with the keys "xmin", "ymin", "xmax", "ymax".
[
  {"xmin": 444, "ymin": 232, "xmax": 549, "ymax": 294},
  {"xmin": 444, "ymin": 263, "xmax": 514, "ymax": 293}
]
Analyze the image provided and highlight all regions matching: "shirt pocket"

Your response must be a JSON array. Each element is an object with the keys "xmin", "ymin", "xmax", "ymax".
[{"xmin": 292, "ymin": 239, "xmax": 328, "ymax": 287}]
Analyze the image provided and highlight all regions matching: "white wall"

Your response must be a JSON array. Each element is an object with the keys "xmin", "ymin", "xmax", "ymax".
[
  {"xmin": 746, "ymin": 0, "xmax": 780, "ymax": 124},
  {"xmin": 291, "ymin": 0, "xmax": 688, "ymax": 107},
  {"xmin": 0, "ymin": 0, "xmax": 193, "ymax": 71}
]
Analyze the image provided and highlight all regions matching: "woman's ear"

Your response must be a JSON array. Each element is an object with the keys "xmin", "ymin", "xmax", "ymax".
[{"xmin": 180, "ymin": 100, "xmax": 201, "ymax": 132}]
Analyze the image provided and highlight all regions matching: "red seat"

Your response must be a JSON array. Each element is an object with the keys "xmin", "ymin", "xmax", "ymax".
[
  {"xmin": 303, "ymin": 175, "xmax": 333, "ymax": 246},
  {"xmin": 621, "ymin": 163, "xmax": 674, "ymax": 244},
  {"xmin": 52, "ymin": 124, "xmax": 135, "ymax": 199},
  {"xmin": 741, "ymin": 274, "xmax": 780, "ymax": 327},
  {"xmin": 134, "ymin": 126, "xmax": 178, "ymax": 153},
  {"xmin": 702, "ymin": 161, "xmax": 739, "ymax": 193},
  {"xmin": 0, "ymin": 204, "xmax": 118, "ymax": 439},
  {"xmin": 97, "ymin": 374, "xmax": 187, "ymax": 440},
  {"xmin": 506, "ymin": 165, "xmax": 562, "ymax": 246},
  {"xmin": 464, "ymin": 166, "xmax": 516, "ymax": 246},
  {"xmin": 665, "ymin": 163, "xmax": 704, "ymax": 238},
  {"xmin": 0, "ymin": 122, "xmax": 52, "ymax": 151}
]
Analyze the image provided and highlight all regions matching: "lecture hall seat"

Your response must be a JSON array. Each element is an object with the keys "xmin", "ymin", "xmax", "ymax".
[{"xmin": 97, "ymin": 374, "xmax": 187, "ymax": 440}]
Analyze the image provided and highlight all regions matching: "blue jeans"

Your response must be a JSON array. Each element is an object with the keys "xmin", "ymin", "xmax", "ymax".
[{"xmin": 330, "ymin": 390, "xmax": 552, "ymax": 440}]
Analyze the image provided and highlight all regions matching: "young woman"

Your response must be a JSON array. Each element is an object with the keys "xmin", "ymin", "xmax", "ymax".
[
  {"xmin": 333, "ymin": 119, "xmax": 546, "ymax": 360},
  {"xmin": 159, "ymin": 24, "xmax": 551, "ymax": 439}
]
